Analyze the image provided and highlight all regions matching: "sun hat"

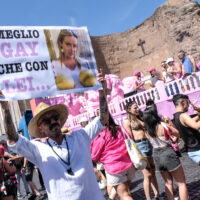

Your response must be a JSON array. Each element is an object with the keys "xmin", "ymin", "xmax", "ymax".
[
  {"xmin": 0, "ymin": 145, "xmax": 5, "ymax": 156},
  {"xmin": 80, "ymin": 117, "xmax": 89, "ymax": 123},
  {"xmin": 28, "ymin": 102, "xmax": 68, "ymax": 138},
  {"xmin": 134, "ymin": 70, "xmax": 141, "ymax": 76},
  {"xmin": 148, "ymin": 67, "xmax": 156, "ymax": 72},
  {"xmin": 166, "ymin": 57, "xmax": 174, "ymax": 64}
]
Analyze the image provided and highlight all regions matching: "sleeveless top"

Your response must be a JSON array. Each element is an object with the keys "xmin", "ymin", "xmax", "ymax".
[
  {"xmin": 149, "ymin": 123, "xmax": 171, "ymax": 149},
  {"xmin": 173, "ymin": 112, "xmax": 200, "ymax": 152},
  {"xmin": 130, "ymin": 120, "xmax": 144, "ymax": 131},
  {"xmin": 181, "ymin": 56, "xmax": 194, "ymax": 74}
]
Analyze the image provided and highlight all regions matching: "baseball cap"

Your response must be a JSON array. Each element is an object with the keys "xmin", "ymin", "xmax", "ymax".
[
  {"xmin": 134, "ymin": 70, "xmax": 141, "ymax": 76},
  {"xmin": 166, "ymin": 58, "xmax": 174, "ymax": 64},
  {"xmin": 148, "ymin": 67, "xmax": 156, "ymax": 72}
]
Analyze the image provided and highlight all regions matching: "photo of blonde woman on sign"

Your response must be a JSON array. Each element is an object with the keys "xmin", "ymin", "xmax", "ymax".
[{"xmin": 44, "ymin": 27, "xmax": 98, "ymax": 91}]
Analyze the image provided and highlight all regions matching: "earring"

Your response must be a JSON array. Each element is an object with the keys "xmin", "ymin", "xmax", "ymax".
[{"xmin": 61, "ymin": 48, "xmax": 64, "ymax": 53}]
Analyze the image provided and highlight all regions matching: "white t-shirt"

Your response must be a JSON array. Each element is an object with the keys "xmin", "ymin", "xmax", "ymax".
[
  {"xmin": 162, "ymin": 71, "xmax": 174, "ymax": 83},
  {"xmin": 8, "ymin": 118, "xmax": 105, "ymax": 200}
]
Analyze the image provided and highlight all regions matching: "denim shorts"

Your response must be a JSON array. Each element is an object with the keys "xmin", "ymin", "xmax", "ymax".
[
  {"xmin": 153, "ymin": 146, "xmax": 181, "ymax": 172},
  {"xmin": 105, "ymin": 166, "xmax": 136, "ymax": 186},
  {"xmin": 135, "ymin": 138, "xmax": 153, "ymax": 157}
]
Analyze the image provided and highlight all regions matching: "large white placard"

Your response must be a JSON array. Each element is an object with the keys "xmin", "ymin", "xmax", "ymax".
[{"xmin": 0, "ymin": 26, "xmax": 101, "ymax": 100}]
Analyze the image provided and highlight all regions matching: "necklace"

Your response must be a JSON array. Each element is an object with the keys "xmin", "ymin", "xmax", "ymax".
[{"xmin": 47, "ymin": 135, "xmax": 74, "ymax": 175}]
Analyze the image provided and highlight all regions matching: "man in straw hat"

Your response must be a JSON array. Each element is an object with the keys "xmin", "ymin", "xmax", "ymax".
[{"xmin": 0, "ymin": 69, "xmax": 109, "ymax": 200}]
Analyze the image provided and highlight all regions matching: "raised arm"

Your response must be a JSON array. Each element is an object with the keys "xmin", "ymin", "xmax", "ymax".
[
  {"xmin": 83, "ymin": 68, "xmax": 109, "ymax": 140},
  {"xmin": 97, "ymin": 68, "xmax": 109, "ymax": 126},
  {"xmin": 0, "ymin": 101, "xmax": 18, "ymax": 144}
]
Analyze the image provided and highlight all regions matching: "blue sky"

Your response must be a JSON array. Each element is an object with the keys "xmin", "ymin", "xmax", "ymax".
[{"xmin": 0, "ymin": 0, "xmax": 199, "ymax": 36}]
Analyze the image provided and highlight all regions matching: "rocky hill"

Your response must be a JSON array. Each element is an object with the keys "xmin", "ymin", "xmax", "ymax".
[{"xmin": 91, "ymin": 0, "xmax": 200, "ymax": 78}]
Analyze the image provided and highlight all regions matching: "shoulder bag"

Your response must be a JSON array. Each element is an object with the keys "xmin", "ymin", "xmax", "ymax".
[{"xmin": 121, "ymin": 127, "xmax": 147, "ymax": 170}]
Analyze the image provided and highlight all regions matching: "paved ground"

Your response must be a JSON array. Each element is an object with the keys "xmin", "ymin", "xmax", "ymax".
[
  {"xmin": 19, "ymin": 152, "xmax": 200, "ymax": 199},
  {"xmin": 129, "ymin": 153, "xmax": 200, "ymax": 200}
]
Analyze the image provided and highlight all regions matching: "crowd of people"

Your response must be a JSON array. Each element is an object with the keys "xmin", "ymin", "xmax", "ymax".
[
  {"xmin": 0, "ymin": 53, "xmax": 199, "ymax": 200},
  {"xmin": 90, "ymin": 93, "xmax": 200, "ymax": 200},
  {"xmin": 0, "ymin": 139, "xmax": 46, "ymax": 200},
  {"xmin": 132, "ymin": 50, "xmax": 199, "ymax": 94}
]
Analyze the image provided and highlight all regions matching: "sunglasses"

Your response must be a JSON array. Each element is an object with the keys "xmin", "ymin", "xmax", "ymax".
[{"xmin": 38, "ymin": 114, "xmax": 60, "ymax": 126}]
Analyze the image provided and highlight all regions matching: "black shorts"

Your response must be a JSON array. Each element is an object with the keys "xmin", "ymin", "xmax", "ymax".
[
  {"xmin": 153, "ymin": 146, "xmax": 181, "ymax": 172},
  {"xmin": 25, "ymin": 162, "xmax": 34, "ymax": 181}
]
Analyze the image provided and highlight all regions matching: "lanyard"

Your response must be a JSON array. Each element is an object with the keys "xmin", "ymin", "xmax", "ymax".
[{"xmin": 47, "ymin": 135, "xmax": 74, "ymax": 175}]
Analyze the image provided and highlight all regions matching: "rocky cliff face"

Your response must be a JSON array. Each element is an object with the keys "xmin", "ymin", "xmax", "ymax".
[{"xmin": 91, "ymin": 0, "xmax": 200, "ymax": 78}]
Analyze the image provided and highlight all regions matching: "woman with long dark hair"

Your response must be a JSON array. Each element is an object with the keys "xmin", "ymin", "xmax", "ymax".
[
  {"xmin": 123, "ymin": 101, "xmax": 159, "ymax": 200},
  {"xmin": 143, "ymin": 105, "xmax": 188, "ymax": 200},
  {"xmin": 91, "ymin": 114, "xmax": 135, "ymax": 200}
]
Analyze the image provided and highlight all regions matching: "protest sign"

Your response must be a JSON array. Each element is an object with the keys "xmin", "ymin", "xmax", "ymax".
[{"xmin": 0, "ymin": 26, "xmax": 101, "ymax": 100}]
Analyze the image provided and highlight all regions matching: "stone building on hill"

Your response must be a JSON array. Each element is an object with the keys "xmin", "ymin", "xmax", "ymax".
[{"xmin": 91, "ymin": 0, "xmax": 200, "ymax": 79}]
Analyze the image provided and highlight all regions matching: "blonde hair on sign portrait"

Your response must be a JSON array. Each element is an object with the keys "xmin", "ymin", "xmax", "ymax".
[{"xmin": 44, "ymin": 28, "xmax": 92, "ymax": 62}]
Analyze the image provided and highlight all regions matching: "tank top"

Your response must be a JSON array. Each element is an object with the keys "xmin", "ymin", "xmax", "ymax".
[
  {"xmin": 149, "ymin": 136, "xmax": 168, "ymax": 149},
  {"xmin": 149, "ymin": 123, "xmax": 171, "ymax": 149},
  {"xmin": 181, "ymin": 56, "xmax": 194, "ymax": 74},
  {"xmin": 173, "ymin": 112, "xmax": 200, "ymax": 152}
]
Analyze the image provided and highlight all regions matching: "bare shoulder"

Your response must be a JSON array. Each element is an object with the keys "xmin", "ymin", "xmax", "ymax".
[
  {"xmin": 123, "ymin": 118, "xmax": 130, "ymax": 128},
  {"xmin": 175, "ymin": 62, "xmax": 182, "ymax": 67}
]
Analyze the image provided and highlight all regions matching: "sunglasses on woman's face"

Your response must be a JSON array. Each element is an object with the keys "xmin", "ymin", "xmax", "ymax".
[{"xmin": 39, "ymin": 114, "xmax": 60, "ymax": 126}]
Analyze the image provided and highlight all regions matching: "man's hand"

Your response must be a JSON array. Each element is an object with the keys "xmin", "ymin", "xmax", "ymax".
[
  {"xmin": 189, "ymin": 101, "xmax": 200, "ymax": 112},
  {"xmin": 21, "ymin": 167, "xmax": 26, "ymax": 174}
]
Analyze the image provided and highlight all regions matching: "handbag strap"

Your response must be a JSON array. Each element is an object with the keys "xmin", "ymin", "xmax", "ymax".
[
  {"xmin": 121, "ymin": 126, "xmax": 136, "ymax": 144},
  {"xmin": 156, "ymin": 122, "xmax": 172, "ymax": 147},
  {"xmin": 161, "ymin": 122, "xmax": 170, "ymax": 135},
  {"xmin": 121, "ymin": 126, "xmax": 127, "ymax": 139}
]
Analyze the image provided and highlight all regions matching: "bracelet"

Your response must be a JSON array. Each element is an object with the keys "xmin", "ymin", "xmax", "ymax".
[{"xmin": 22, "ymin": 166, "xmax": 26, "ymax": 169}]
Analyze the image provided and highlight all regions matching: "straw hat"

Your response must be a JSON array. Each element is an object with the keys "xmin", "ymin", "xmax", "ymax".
[{"xmin": 28, "ymin": 102, "xmax": 68, "ymax": 138}]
